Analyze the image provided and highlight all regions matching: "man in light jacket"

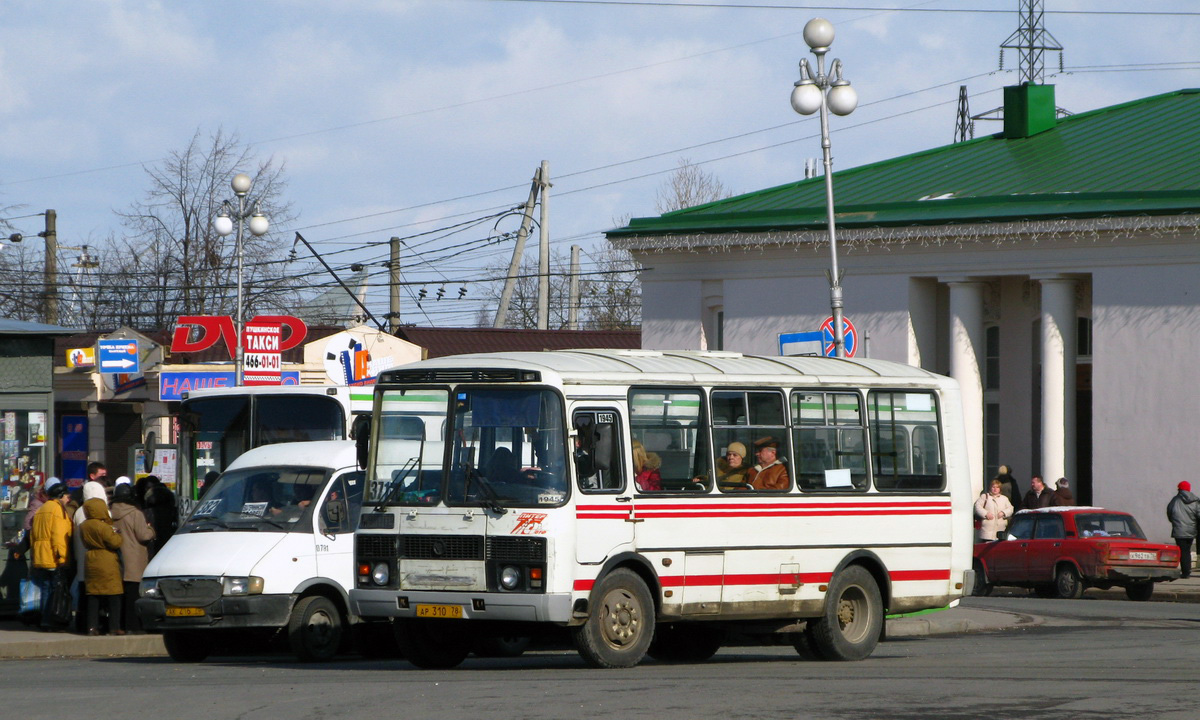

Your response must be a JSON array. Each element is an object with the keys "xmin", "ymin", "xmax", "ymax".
[{"xmin": 1166, "ymin": 481, "xmax": 1199, "ymax": 579}]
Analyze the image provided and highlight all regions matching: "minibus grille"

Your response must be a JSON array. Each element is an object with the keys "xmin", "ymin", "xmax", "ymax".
[
  {"xmin": 401, "ymin": 535, "xmax": 485, "ymax": 560},
  {"xmin": 159, "ymin": 578, "xmax": 223, "ymax": 607},
  {"xmin": 379, "ymin": 368, "xmax": 541, "ymax": 384},
  {"xmin": 357, "ymin": 534, "xmax": 398, "ymax": 559},
  {"xmin": 488, "ymin": 536, "xmax": 546, "ymax": 562}
]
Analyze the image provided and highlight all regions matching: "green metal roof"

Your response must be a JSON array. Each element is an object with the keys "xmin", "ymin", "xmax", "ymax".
[{"xmin": 610, "ymin": 88, "xmax": 1200, "ymax": 237}]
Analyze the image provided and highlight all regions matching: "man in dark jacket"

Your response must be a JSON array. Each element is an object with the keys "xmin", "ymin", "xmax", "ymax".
[
  {"xmin": 1051, "ymin": 477, "xmax": 1075, "ymax": 506},
  {"xmin": 1022, "ymin": 476, "xmax": 1052, "ymax": 510},
  {"xmin": 1167, "ymin": 481, "xmax": 1199, "ymax": 578}
]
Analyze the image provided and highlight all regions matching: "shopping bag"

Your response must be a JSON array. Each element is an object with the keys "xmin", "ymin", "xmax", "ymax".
[
  {"xmin": 19, "ymin": 578, "xmax": 43, "ymax": 614},
  {"xmin": 45, "ymin": 570, "xmax": 72, "ymax": 626}
]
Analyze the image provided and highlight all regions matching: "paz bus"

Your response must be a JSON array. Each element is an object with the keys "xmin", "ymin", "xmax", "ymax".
[{"xmin": 349, "ymin": 349, "xmax": 974, "ymax": 668}]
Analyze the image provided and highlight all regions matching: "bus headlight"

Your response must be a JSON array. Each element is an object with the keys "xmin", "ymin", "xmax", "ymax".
[
  {"xmin": 223, "ymin": 576, "xmax": 265, "ymax": 596},
  {"xmin": 371, "ymin": 563, "xmax": 390, "ymax": 586},
  {"xmin": 500, "ymin": 566, "xmax": 521, "ymax": 590},
  {"xmin": 139, "ymin": 579, "xmax": 161, "ymax": 598}
]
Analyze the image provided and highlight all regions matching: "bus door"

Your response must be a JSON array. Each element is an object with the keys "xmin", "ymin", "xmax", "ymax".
[{"xmin": 572, "ymin": 408, "xmax": 632, "ymax": 564}]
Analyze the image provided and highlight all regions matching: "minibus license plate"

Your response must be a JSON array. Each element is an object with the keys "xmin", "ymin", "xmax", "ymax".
[
  {"xmin": 165, "ymin": 605, "xmax": 205, "ymax": 617},
  {"xmin": 416, "ymin": 604, "xmax": 463, "ymax": 619}
]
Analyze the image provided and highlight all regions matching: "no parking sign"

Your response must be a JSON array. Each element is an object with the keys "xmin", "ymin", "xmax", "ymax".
[{"xmin": 820, "ymin": 316, "xmax": 858, "ymax": 358}]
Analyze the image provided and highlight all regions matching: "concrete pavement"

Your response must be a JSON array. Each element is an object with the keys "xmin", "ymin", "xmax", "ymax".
[{"xmin": 2, "ymin": 575, "xmax": 1197, "ymax": 660}]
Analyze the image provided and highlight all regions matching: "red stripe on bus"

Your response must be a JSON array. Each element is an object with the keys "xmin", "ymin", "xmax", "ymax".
[
  {"xmin": 631, "ymin": 509, "xmax": 951, "ymax": 519},
  {"xmin": 577, "ymin": 569, "xmax": 950, "ymax": 593}
]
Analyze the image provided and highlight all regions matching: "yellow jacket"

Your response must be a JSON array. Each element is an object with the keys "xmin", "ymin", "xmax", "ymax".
[{"xmin": 31, "ymin": 498, "xmax": 72, "ymax": 570}]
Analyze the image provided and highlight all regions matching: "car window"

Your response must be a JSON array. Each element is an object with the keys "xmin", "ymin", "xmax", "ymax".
[
  {"xmin": 1076, "ymin": 513, "xmax": 1145, "ymax": 539},
  {"xmin": 1034, "ymin": 514, "xmax": 1065, "ymax": 539},
  {"xmin": 1007, "ymin": 514, "xmax": 1035, "ymax": 540}
]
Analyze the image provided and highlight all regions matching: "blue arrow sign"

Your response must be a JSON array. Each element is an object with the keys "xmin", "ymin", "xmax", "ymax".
[{"xmin": 97, "ymin": 338, "xmax": 140, "ymax": 374}]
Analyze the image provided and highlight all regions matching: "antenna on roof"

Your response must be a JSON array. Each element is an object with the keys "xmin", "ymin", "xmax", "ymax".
[
  {"xmin": 969, "ymin": 0, "xmax": 1071, "ymax": 126},
  {"xmin": 954, "ymin": 85, "xmax": 974, "ymax": 142}
]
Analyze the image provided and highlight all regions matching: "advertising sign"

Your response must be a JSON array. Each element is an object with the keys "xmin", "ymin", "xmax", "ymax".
[
  {"xmin": 243, "ymin": 323, "xmax": 282, "ymax": 386},
  {"xmin": 158, "ymin": 371, "xmax": 301, "ymax": 401},
  {"xmin": 171, "ymin": 315, "xmax": 307, "ymax": 359},
  {"xmin": 66, "ymin": 347, "xmax": 96, "ymax": 369},
  {"xmin": 97, "ymin": 338, "xmax": 140, "ymax": 373}
]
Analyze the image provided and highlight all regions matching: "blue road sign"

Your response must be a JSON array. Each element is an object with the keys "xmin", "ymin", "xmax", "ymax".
[
  {"xmin": 778, "ymin": 330, "xmax": 824, "ymax": 356},
  {"xmin": 97, "ymin": 338, "xmax": 140, "ymax": 374}
]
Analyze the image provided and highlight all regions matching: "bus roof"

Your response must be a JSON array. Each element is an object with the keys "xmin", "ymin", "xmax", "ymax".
[
  {"xmin": 376, "ymin": 349, "xmax": 956, "ymax": 389},
  {"xmin": 182, "ymin": 384, "xmax": 374, "ymax": 403}
]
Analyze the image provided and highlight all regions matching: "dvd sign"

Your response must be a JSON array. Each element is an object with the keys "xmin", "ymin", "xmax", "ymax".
[
  {"xmin": 170, "ymin": 315, "xmax": 307, "ymax": 359},
  {"xmin": 243, "ymin": 324, "xmax": 281, "ymax": 386}
]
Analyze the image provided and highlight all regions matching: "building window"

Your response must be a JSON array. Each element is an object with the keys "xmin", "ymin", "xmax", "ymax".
[
  {"xmin": 985, "ymin": 402, "xmax": 1000, "ymax": 481},
  {"xmin": 985, "ymin": 325, "xmax": 1000, "ymax": 391},
  {"xmin": 1077, "ymin": 317, "xmax": 1092, "ymax": 358}
]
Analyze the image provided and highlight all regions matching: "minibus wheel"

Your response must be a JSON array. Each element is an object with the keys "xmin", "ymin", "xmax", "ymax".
[
  {"xmin": 288, "ymin": 596, "xmax": 343, "ymax": 662},
  {"xmin": 573, "ymin": 568, "xmax": 655, "ymax": 668},
  {"xmin": 809, "ymin": 565, "xmax": 882, "ymax": 661},
  {"xmin": 163, "ymin": 629, "xmax": 214, "ymax": 663}
]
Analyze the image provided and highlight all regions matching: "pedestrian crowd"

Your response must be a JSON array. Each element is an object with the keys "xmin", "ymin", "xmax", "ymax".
[
  {"xmin": 974, "ymin": 464, "xmax": 1077, "ymax": 542},
  {"xmin": 24, "ymin": 461, "xmax": 177, "ymax": 634}
]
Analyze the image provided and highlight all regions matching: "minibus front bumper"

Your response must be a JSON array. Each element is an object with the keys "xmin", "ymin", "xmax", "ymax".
[
  {"xmin": 351, "ymin": 588, "xmax": 573, "ymax": 624},
  {"xmin": 136, "ymin": 594, "xmax": 295, "ymax": 630}
]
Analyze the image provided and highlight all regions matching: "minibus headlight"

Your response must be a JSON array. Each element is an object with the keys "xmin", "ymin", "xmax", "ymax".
[
  {"xmin": 139, "ymin": 579, "xmax": 161, "ymax": 598},
  {"xmin": 500, "ymin": 566, "xmax": 521, "ymax": 590},
  {"xmin": 223, "ymin": 576, "xmax": 265, "ymax": 596},
  {"xmin": 371, "ymin": 563, "xmax": 390, "ymax": 586}
]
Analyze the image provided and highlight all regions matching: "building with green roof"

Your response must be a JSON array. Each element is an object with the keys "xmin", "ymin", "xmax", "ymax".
[{"xmin": 609, "ymin": 85, "xmax": 1200, "ymax": 544}]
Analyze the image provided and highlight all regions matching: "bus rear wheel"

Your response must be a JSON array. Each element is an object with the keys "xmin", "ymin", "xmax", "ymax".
[
  {"xmin": 647, "ymin": 624, "xmax": 722, "ymax": 663},
  {"xmin": 809, "ymin": 565, "xmax": 883, "ymax": 661},
  {"xmin": 394, "ymin": 619, "xmax": 471, "ymax": 669},
  {"xmin": 573, "ymin": 568, "xmax": 655, "ymax": 668}
]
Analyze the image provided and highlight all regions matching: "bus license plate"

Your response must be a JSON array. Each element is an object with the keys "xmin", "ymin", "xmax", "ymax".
[
  {"xmin": 416, "ymin": 604, "xmax": 463, "ymax": 619},
  {"xmin": 165, "ymin": 605, "xmax": 206, "ymax": 617},
  {"xmin": 1129, "ymin": 551, "xmax": 1156, "ymax": 561}
]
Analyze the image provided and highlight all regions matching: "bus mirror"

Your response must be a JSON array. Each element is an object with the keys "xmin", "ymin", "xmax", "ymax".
[{"xmin": 353, "ymin": 416, "xmax": 371, "ymax": 469}]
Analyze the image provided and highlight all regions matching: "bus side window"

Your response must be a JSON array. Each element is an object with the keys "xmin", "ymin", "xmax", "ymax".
[{"xmin": 573, "ymin": 410, "xmax": 623, "ymax": 492}]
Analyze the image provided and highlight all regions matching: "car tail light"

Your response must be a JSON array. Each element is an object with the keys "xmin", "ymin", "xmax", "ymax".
[
  {"xmin": 1163, "ymin": 548, "xmax": 1180, "ymax": 562},
  {"xmin": 1108, "ymin": 547, "xmax": 1129, "ymax": 561}
]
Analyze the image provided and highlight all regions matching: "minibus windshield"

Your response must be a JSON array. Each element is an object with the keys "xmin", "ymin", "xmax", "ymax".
[{"xmin": 180, "ymin": 466, "xmax": 331, "ymax": 534}]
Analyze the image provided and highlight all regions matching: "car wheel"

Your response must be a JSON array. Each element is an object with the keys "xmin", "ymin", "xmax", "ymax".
[
  {"xmin": 1054, "ymin": 565, "xmax": 1084, "ymax": 599},
  {"xmin": 647, "ymin": 624, "xmax": 723, "ymax": 663},
  {"xmin": 288, "ymin": 595, "xmax": 344, "ymax": 662},
  {"xmin": 394, "ymin": 619, "xmax": 471, "ymax": 669},
  {"xmin": 572, "ymin": 568, "xmax": 655, "ymax": 668},
  {"xmin": 1125, "ymin": 582, "xmax": 1155, "ymax": 602},
  {"xmin": 972, "ymin": 561, "xmax": 993, "ymax": 597},
  {"xmin": 809, "ymin": 565, "xmax": 883, "ymax": 661},
  {"xmin": 163, "ymin": 629, "xmax": 214, "ymax": 663}
]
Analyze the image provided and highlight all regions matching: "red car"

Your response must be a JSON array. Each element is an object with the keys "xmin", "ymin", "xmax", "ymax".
[{"xmin": 972, "ymin": 507, "xmax": 1181, "ymax": 601}]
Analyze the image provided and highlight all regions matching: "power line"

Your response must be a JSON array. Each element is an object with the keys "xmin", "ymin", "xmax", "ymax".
[{"xmin": 469, "ymin": 0, "xmax": 1200, "ymax": 16}]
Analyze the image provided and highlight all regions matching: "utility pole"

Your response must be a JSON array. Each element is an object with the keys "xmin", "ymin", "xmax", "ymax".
[
  {"xmin": 954, "ymin": 85, "xmax": 974, "ymax": 142},
  {"xmin": 537, "ymin": 160, "xmax": 551, "ymax": 330},
  {"xmin": 494, "ymin": 164, "xmax": 544, "ymax": 328},
  {"xmin": 568, "ymin": 245, "xmax": 580, "ymax": 330},
  {"xmin": 389, "ymin": 236, "xmax": 401, "ymax": 333},
  {"xmin": 42, "ymin": 209, "xmax": 58, "ymax": 325}
]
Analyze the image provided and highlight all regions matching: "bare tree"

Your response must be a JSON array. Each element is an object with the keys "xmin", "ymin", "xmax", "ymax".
[
  {"xmin": 581, "ymin": 244, "xmax": 641, "ymax": 330},
  {"xmin": 655, "ymin": 157, "xmax": 732, "ymax": 213},
  {"xmin": 111, "ymin": 128, "xmax": 301, "ymax": 329}
]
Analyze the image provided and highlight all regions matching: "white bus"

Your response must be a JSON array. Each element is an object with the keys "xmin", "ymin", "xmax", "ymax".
[
  {"xmin": 350, "ymin": 350, "xmax": 974, "ymax": 668},
  {"xmin": 177, "ymin": 385, "xmax": 373, "ymax": 502}
]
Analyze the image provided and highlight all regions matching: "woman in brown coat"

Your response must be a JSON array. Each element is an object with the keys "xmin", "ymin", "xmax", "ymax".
[
  {"xmin": 110, "ymin": 484, "xmax": 155, "ymax": 633},
  {"xmin": 80, "ymin": 498, "xmax": 124, "ymax": 635}
]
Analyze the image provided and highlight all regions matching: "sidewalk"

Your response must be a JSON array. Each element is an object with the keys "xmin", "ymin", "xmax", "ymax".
[{"xmin": 2, "ymin": 575, "xmax": 1198, "ymax": 660}]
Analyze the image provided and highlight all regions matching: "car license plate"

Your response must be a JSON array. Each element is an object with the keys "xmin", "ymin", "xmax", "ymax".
[
  {"xmin": 1129, "ymin": 551, "xmax": 1156, "ymax": 561},
  {"xmin": 165, "ymin": 605, "xmax": 206, "ymax": 617},
  {"xmin": 416, "ymin": 603, "xmax": 463, "ymax": 619}
]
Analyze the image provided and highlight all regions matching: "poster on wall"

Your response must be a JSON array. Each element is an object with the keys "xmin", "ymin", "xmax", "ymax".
[
  {"xmin": 60, "ymin": 415, "xmax": 89, "ymax": 488},
  {"xmin": 152, "ymin": 448, "xmax": 178, "ymax": 492},
  {"xmin": 28, "ymin": 411, "xmax": 46, "ymax": 446}
]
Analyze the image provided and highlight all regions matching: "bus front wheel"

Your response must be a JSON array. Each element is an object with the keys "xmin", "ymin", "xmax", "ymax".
[
  {"xmin": 809, "ymin": 565, "xmax": 883, "ymax": 661},
  {"xmin": 573, "ymin": 568, "xmax": 655, "ymax": 668}
]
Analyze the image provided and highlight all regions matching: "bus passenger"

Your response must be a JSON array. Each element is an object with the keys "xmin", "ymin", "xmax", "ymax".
[
  {"xmin": 632, "ymin": 441, "xmax": 662, "ymax": 492},
  {"xmin": 717, "ymin": 441, "xmax": 750, "ymax": 490},
  {"xmin": 747, "ymin": 437, "xmax": 789, "ymax": 491}
]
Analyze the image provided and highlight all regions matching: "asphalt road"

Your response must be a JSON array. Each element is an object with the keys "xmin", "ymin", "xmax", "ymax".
[{"xmin": 5, "ymin": 597, "xmax": 1198, "ymax": 720}]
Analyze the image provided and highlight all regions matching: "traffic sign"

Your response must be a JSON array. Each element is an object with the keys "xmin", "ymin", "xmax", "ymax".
[
  {"xmin": 778, "ymin": 330, "xmax": 824, "ymax": 356},
  {"xmin": 97, "ymin": 338, "xmax": 140, "ymax": 374},
  {"xmin": 819, "ymin": 316, "xmax": 858, "ymax": 358}
]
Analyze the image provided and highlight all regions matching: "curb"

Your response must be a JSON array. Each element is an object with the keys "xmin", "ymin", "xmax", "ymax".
[{"xmin": 0, "ymin": 633, "xmax": 166, "ymax": 660}]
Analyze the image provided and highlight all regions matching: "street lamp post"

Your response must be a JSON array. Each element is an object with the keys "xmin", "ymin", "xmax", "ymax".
[
  {"xmin": 215, "ymin": 173, "xmax": 270, "ymax": 385},
  {"xmin": 790, "ymin": 17, "xmax": 858, "ymax": 358}
]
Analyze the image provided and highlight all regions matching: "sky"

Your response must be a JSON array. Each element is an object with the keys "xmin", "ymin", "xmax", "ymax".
[{"xmin": 2, "ymin": 0, "xmax": 1198, "ymax": 327}]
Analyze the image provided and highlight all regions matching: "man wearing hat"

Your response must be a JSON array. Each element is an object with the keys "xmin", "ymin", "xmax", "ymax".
[
  {"xmin": 1167, "ymin": 480, "xmax": 1199, "ymax": 578},
  {"xmin": 747, "ymin": 437, "xmax": 789, "ymax": 491}
]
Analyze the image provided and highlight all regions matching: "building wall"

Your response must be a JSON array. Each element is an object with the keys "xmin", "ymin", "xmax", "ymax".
[{"xmin": 633, "ymin": 229, "xmax": 1200, "ymax": 543}]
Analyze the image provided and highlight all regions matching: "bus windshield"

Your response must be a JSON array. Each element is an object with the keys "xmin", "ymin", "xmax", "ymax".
[
  {"xmin": 181, "ymin": 465, "xmax": 331, "ymax": 534},
  {"xmin": 371, "ymin": 387, "xmax": 568, "ymax": 508},
  {"xmin": 181, "ymin": 394, "xmax": 347, "ymax": 492}
]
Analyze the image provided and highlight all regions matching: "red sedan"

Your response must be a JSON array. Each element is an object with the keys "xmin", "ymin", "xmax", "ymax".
[{"xmin": 972, "ymin": 507, "xmax": 1181, "ymax": 601}]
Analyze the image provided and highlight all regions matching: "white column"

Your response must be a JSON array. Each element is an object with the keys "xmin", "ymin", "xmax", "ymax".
[
  {"xmin": 946, "ymin": 280, "xmax": 986, "ymax": 495},
  {"xmin": 907, "ymin": 278, "xmax": 938, "ymax": 369},
  {"xmin": 1038, "ymin": 276, "xmax": 1077, "ymax": 487}
]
